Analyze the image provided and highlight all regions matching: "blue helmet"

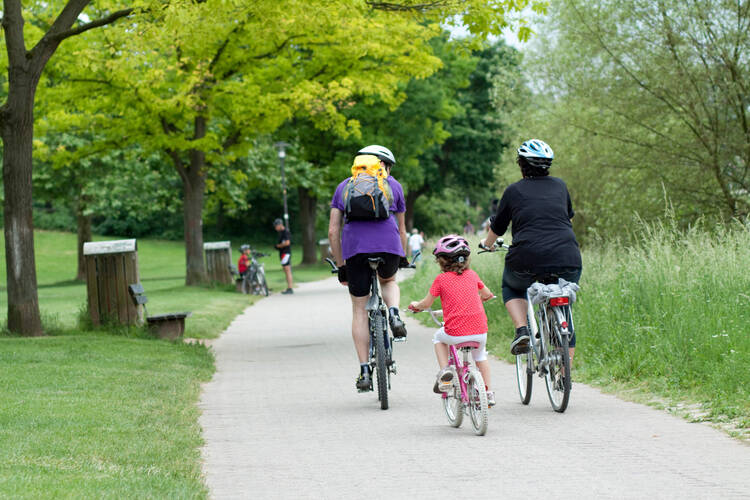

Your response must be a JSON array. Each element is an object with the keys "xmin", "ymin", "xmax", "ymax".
[
  {"xmin": 517, "ymin": 139, "xmax": 553, "ymax": 170},
  {"xmin": 518, "ymin": 139, "xmax": 554, "ymax": 159}
]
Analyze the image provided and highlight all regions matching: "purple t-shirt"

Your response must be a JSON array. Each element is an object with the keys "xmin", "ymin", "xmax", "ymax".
[{"xmin": 331, "ymin": 176, "xmax": 406, "ymax": 260}]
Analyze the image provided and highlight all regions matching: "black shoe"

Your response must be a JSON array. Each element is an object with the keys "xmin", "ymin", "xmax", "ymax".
[
  {"xmin": 282, "ymin": 288, "xmax": 294, "ymax": 295},
  {"xmin": 356, "ymin": 372, "xmax": 372, "ymax": 392},
  {"xmin": 510, "ymin": 326, "xmax": 531, "ymax": 355},
  {"xmin": 389, "ymin": 307, "xmax": 407, "ymax": 339}
]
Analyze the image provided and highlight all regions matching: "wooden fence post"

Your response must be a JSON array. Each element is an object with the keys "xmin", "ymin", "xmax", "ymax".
[
  {"xmin": 204, "ymin": 241, "xmax": 233, "ymax": 284},
  {"xmin": 83, "ymin": 239, "xmax": 140, "ymax": 326}
]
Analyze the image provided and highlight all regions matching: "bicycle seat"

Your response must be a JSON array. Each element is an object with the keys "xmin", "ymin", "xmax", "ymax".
[
  {"xmin": 367, "ymin": 257, "xmax": 384, "ymax": 269},
  {"xmin": 455, "ymin": 341, "xmax": 481, "ymax": 350}
]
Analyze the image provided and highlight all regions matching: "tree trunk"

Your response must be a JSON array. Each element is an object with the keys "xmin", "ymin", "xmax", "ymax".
[
  {"xmin": 181, "ymin": 151, "xmax": 208, "ymax": 286},
  {"xmin": 0, "ymin": 60, "xmax": 44, "ymax": 335},
  {"xmin": 75, "ymin": 207, "xmax": 92, "ymax": 282},
  {"xmin": 297, "ymin": 187, "xmax": 318, "ymax": 264}
]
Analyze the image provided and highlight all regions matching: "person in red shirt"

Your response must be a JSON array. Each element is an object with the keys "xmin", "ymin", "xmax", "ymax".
[
  {"xmin": 238, "ymin": 244, "xmax": 251, "ymax": 276},
  {"xmin": 409, "ymin": 235, "xmax": 496, "ymax": 406}
]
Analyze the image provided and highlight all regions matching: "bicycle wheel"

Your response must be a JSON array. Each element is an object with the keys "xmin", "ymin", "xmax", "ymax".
[
  {"xmin": 442, "ymin": 377, "xmax": 463, "ymax": 428},
  {"xmin": 257, "ymin": 269, "xmax": 269, "ymax": 296},
  {"xmin": 373, "ymin": 313, "xmax": 389, "ymax": 410},
  {"xmin": 467, "ymin": 368, "xmax": 489, "ymax": 436},
  {"xmin": 515, "ymin": 350, "xmax": 533, "ymax": 405},
  {"xmin": 544, "ymin": 314, "xmax": 571, "ymax": 413}
]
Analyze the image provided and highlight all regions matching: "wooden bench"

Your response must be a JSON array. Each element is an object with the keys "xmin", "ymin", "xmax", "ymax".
[{"xmin": 128, "ymin": 283, "xmax": 192, "ymax": 340}]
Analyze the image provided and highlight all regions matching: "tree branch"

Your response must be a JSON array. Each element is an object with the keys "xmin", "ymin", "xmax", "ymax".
[{"xmin": 49, "ymin": 8, "xmax": 134, "ymax": 43}]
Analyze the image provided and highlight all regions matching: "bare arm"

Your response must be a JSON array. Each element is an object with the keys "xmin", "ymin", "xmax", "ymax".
[
  {"xmin": 409, "ymin": 292, "xmax": 437, "ymax": 312},
  {"xmin": 396, "ymin": 212, "xmax": 407, "ymax": 255},
  {"xmin": 482, "ymin": 228, "xmax": 501, "ymax": 248},
  {"xmin": 328, "ymin": 208, "xmax": 345, "ymax": 267},
  {"xmin": 479, "ymin": 285, "xmax": 494, "ymax": 302}
]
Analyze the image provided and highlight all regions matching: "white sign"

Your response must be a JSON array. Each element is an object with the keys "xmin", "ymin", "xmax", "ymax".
[
  {"xmin": 83, "ymin": 239, "xmax": 137, "ymax": 255},
  {"xmin": 204, "ymin": 241, "xmax": 231, "ymax": 250}
]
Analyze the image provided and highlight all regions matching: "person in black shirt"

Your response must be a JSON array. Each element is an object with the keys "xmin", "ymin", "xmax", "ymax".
[
  {"xmin": 481, "ymin": 139, "xmax": 582, "ymax": 359},
  {"xmin": 274, "ymin": 218, "xmax": 294, "ymax": 294}
]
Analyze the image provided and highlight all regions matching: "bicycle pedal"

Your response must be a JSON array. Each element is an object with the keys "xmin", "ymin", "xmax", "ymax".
[
  {"xmin": 392, "ymin": 337, "xmax": 407, "ymax": 343},
  {"xmin": 389, "ymin": 363, "xmax": 398, "ymax": 374}
]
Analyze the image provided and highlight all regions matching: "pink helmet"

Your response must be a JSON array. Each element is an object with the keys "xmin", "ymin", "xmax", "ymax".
[{"xmin": 433, "ymin": 234, "xmax": 470, "ymax": 257}]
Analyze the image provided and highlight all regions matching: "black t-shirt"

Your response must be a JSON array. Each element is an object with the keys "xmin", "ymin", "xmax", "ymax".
[
  {"xmin": 277, "ymin": 228, "xmax": 291, "ymax": 256},
  {"xmin": 490, "ymin": 176, "xmax": 582, "ymax": 273}
]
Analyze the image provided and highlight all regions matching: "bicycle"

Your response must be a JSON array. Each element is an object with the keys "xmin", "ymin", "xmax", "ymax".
[
  {"xmin": 411, "ymin": 307, "xmax": 490, "ymax": 436},
  {"xmin": 242, "ymin": 250, "xmax": 269, "ymax": 296},
  {"xmin": 327, "ymin": 255, "xmax": 416, "ymax": 410},
  {"xmin": 479, "ymin": 240, "xmax": 579, "ymax": 413}
]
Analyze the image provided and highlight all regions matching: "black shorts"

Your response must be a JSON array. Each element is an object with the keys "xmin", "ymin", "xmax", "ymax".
[{"xmin": 345, "ymin": 252, "xmax": 400, "ymax": 297}]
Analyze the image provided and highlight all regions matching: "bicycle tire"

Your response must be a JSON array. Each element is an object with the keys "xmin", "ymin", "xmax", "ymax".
[
  {"xmin": 257, "ymin": 269, "xmax": 269, "ymax": 296},
  {"xmin": 442, "ymin": 378, "xmax": 463, "ymax": 428},
  {"xmin": 373, "ymin": 312, "xmax": 389, "ymax": 410},
  {"xmin": 544, "ymin": 313, "xmax": 571, "ymax": 413},
  {"xmin": 467, "ymin": 368, "xmax": 489, "ymax": 436},
  {"xmin": 515, "ymin": 350, "xmax": 533, "ymax": 405}
]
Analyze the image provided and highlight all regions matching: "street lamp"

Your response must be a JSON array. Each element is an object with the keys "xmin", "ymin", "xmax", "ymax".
[{"xmin": 274, "ymin": 141, "xmax": 290, "ymax": 228}]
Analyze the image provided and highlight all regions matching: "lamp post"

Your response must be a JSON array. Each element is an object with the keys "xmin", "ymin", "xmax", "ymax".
[{"xmin": 274, "ymin": 141, "xmax": 290, "ymax": 228}]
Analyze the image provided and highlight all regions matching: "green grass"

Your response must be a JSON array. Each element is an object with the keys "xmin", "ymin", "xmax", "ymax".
[
  {"xmin": 402, "ymin": 222, "xmax": 750, "ymax": 435},
  {"xmin": 0, "ymin": 230, "xmax": 332, "ymax": 497},
  {"xmin": 0, "ymin": 231, "xmax": 329, "ymax": 338},
  {"xmin": 0, "ymin": 336, "xmax": 213, "ymax": 498}
]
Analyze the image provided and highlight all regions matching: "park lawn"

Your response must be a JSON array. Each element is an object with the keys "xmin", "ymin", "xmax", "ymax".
[
  {"xmin": 0, "ymin": 230, "xmax": 330, "ymax": 338},
  {"xmin": 0, "ymin": 335, "xmax": 213, "ymax": 498},
  {"xmin": 0, "ymin": 230, "xmax": 332, "ymax": 497},
  {"xmin": 401, "ymin": 223, "xmax": 750, "ymax": 439}
]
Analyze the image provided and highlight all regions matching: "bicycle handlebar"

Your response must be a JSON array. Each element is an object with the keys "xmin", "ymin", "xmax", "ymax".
[
  {"xmin": 326, "ymin": 252, "xmax": 419, "ymax": 274},
  {"xmin": 325, "ymin": 258, "xmax": 339, "ymax": 274},
  {"xmin": 477, "ymin": 239, "xmax": 510, "ymax": 254}
]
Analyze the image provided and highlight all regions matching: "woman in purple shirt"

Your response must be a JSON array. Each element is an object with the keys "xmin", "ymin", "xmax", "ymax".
[{"xmin": 328, "ymin": 145, "xmax": 409, "ymax": 392}]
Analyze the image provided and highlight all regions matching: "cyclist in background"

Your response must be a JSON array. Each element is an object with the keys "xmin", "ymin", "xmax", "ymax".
[
  {"xmin": 480, "ymin": 139, "xmax": 582, "ymax": 360},
  {"xmin": 238, "ymin": 244, "xmax": 251, "ymax": 277},
  {"xmin": 328, "ymin": 145, "xmax": 409, "ymax": 392},
  {"xmin": 408, "ymin": 235, "xmax": 496, "ymax": 406}
]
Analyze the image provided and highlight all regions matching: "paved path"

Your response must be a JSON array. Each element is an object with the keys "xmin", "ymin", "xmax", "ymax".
[{"xmin": 200, "ymin": 278, "xmax": 750, "ymax": 499}]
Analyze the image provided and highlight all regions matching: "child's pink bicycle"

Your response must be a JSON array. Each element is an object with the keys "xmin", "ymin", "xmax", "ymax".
[{"xmin": 410, "ymin": 307, "xmax": 490, "ymax": 436}]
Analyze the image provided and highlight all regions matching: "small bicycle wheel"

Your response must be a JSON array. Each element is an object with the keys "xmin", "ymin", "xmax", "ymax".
[
  {"xmin": 373, "ymin": 314, "xmax": 389, "ymax": 410},
  {"xmin": 442, "ymin": 379, "xmax": 463, "ymax": 428},
  {"xmin": 467, "ymin": 368, "xmax": 489, "ymax": 436},
  {"xmin": 515, "ymin": 350, "xmax": 533, "ymax": 405},
  {"xmin": 544, "ymin": 315, "xmax": 571, "ymax": 413}
]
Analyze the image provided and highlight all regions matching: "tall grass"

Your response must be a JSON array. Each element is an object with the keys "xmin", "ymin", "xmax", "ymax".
[{"xmin": 403, "ymin": 221, "xmax": 750, "ymax": 430}]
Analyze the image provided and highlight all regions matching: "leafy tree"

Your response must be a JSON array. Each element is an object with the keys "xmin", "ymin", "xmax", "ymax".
[
  {"xmin": 523, "ymin": 0, "xmax": 750, "ymax": 239},
  {"xmin": 0, "ymin": 1, "xmax": 153, "ymax": 336},
  {"xmin": 51, "ymin": 1, "xmax": 444, "ymax": 284}
]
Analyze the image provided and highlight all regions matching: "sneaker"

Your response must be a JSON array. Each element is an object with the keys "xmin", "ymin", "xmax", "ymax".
[
  {"xmin": 356, "ymin": 372, "xmax": 372, "ymax": 392},
  {"xmin": 282, "ymin": 288, "xmax": 294, "ymax": 295},
  {"xmin": 389, "ymin": 307, "xmax": 407, "ymax": 339},
  {"xmin": 486, "ymin": 390, "xmax": 496, "ymax": 407},
  {"xmin": 432, "ymin": 367, "xmax": 454, "ymax": 394},
  {"xmin": 510, "ymin": 326, "xmax": 531, "ymax": 355}
]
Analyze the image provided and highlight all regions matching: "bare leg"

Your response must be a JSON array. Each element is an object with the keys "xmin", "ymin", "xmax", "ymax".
[
  {"xmin": 434, "ymin": 342, "xmax": 449, "ymax": 368},
  {"xmin": 283, "ymin": 266, "xmax": 293, "ymax": 289},
  {"xmin": 505, "ymin": 298, "xmax": 528, "ymax": 328},
  {"xmin": 379, "ymin": 275, "xmax": 399, "ymax": 308},
  {"xmin": 475, "ymin": 360, "xmax": 492, "ymax": 390},
  {"xmin": 351, "ymin": 295, "xmax": 369, "ymax": 363}
]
